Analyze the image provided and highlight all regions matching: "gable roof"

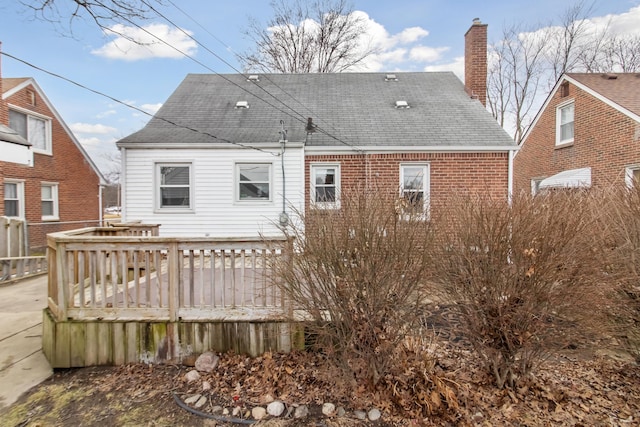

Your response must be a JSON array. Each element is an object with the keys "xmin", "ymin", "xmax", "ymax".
[
  {"xmin": 118, "ymin": 72, "xmax": 516, "ymax": 152},
  {"xmin": 567, "ymin": 73, "xmax": 640, "ymax": 118},
  {"xmin": 2, "ymin": 77, "xmax": 106, "ymax": 184},
  {"xmin": 521, "ymin": 72, "xmax": 640, "ymax": 146}
]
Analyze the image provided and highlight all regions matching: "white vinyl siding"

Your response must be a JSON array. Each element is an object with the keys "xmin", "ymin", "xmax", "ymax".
[
  {"xmin": 9, "ymin": 108, "xmax": 52, "ymax": 154},
  {"xmin": 556, "ymin": 101, "xmax": 575, "ymax": 146},
  {"xmin": 123, "ymin": 147, "xmax": 304, "ymax": 238}
]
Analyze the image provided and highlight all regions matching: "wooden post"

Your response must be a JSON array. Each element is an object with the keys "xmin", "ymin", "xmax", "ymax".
[
  {"xmin": 168, "ymin": 242, "xmax": 178, "ymax": 322},
  {"xmin": 56, "ymin": 242, "xmax": 68, "ymax": 321}
]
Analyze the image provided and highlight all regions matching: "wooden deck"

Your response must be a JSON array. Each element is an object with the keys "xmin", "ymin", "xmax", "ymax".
[{"xmin": 43, "ymin": 225, "xmax": 302, "ymax": 368}]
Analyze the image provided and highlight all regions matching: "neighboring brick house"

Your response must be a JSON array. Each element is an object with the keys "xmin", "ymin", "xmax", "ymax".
[
  {"xmin": 116, "ymin": 20, "xmax": 517, "ymax": 237},
  {"xmin": 514, "ymin": 73, "xmax": 640, "ymax": 194},
  {"xmin": 1, "ymin": 62, "xmax": 105, "ymax": 251}
]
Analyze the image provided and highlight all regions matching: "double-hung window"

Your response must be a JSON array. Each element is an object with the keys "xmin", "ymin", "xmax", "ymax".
[
  {"xmin": 9, "ymin": 108, "xmax": 51, "ymax": 154},
  {"xmin": 311, "ymin": 164, "xmax": 340, "ymax": 209},
  {"xmin": 237, "ymin": 163, "xmax": 271, "ymax": 201},
  {"xmin": 4, "ymin": 181, "xmax": 24, "ymax": 218},
  {"xmin": 556, "ymin": 101, "xmax": 575, "ymax": 146},
  {"xmin": 41, "ymin": 183, "xmax": 59, "ymax": 220},
  {"xmin": 400, "ymin": 163, "xmax": 429, "ymax": 216},
  {"xmin": 157, "ymin": 163, "xmax": 192, "ymax": 210}
]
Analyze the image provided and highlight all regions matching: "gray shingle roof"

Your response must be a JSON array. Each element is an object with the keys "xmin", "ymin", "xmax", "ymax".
[{"xmin": 118, "ymin": 72, "xmax": 516, "ymax": 149}]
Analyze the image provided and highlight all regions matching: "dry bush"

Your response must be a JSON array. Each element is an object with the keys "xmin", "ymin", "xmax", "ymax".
[
  {"xmin": 600, "ymin": 183, "xmax": 640, "ymax": 360},
  {"xmin": 272, "ymin": 188, "xmax": 438, "ymax": 390},
  {"xmin": 431, "ymin": 190, "xmax": 610, "ymax": 388}
]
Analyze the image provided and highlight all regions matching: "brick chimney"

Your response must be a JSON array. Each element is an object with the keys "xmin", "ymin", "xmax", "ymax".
[
  {"xmin": 464, "ymin": 18, "xmax": 488, "ymax": 106},
  {"xmin": 0, "ymin": 41, "xmax": 8, "ymax": 126}
]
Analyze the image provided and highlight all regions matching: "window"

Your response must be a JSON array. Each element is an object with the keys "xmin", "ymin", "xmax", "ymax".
[
  {"xmin": 237, "ymin": 163, "xmax": 271, "ymax": 201},
  {"xmin": 556, "ymin": 101, "xmax": 574, "ymax": 146},
  {"xmin": 311, "ymin": 164, "xmax": 340, "ymax": 208},
  {"xmin": 531, "ymin": 178, "xmax": 544, "ymax": 196},
  {"xmin": 4, "ymin": 181, "xmax": 24, "ymax": 218},
  {"xmin": 625, "ymin": 166, "xmax": 640, "ymax": 188},
  {"xmin": 41, "ymin": 183, "xmax": 59, "ymax": 220},
  {"xmin": 400, "ymin": 164, "xmax": 429, "ymax": 215},
  {"xmin": 8, "ymin": 109, "xmax": 51, "ymax": 153},
  {"xmin": 156, "ymin": 163, "xmax": 192, "ymax": 210}
]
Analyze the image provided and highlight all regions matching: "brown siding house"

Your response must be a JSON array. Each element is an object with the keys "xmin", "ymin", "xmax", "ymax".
[
  {"xmin": 1, "ymin": 62, "xmax": 105, "ymax": 251},
  {"xmin": 514, "ymin": 73, "xmax": 640, "ymax": 194}
]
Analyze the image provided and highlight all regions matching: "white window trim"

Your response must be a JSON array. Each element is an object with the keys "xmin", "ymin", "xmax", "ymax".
[
  {"xmin": 625, "ymin": 165, "xmax": 640, "ymax": 189},
  {"xmin": 8, "ymin": 105, "xmax": 53, "ymax": 155},
  {"xmin": 399, "ymin": 163, "xmax": 430, "ymax": 218},
  {"xmin": 41, "ymin": 182, "xmax": 59, "ymax": 221},
  {"xmin": 4, "ymin": 179, "xmax": 25, "ymax": 219},
  {"xmin": 555, "ymin": 100, "xmax": 575, "ymax": 146},
  {"xmin": 531, "ymin": 178, "xmax": 544, "ymax": 196},
  {"xmin": 235, "ymin": 163, "xmax": 273, "ymax": 203},
  {"xmin": 310, "ymin": 163, "xmax": 341, "ymax": 209},
  {"xmin": 154, "ymin": 162, "xmax": 194, "ymax": 213}
]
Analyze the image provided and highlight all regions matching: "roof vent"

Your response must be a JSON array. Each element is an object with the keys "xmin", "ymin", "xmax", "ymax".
[
  {"xmin": 602, "ymin": 73, "xmax": 618, "ymax": 80},
  {"xmin": 395, "ymin": 100, "xmax": 410, "ymax": 109},
  {"xmin": 247, "ymin": 75, "xmax": 260, "ymax": 82},
  {"xmin": 235, "ymin": 101, "xmax": 250, "ymax": 109},
  {"xmin": 385, "ymin": 74, "xmax": 398, "ymax": 81}
]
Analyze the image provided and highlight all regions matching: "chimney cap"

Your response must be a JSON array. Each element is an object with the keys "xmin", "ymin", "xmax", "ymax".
[{"xmin": 472, "ymin": 17, "xmax": 482, "ymax": 24}]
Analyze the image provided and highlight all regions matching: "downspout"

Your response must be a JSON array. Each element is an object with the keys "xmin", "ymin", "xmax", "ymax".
[
  {"xmin": 279, "ymin": 121, "xmax": 288, "ymax": 227},
  {"xmin": 508, "ymin": 149, "xmax": 515, "ymax": 204},
  {"xmin": 98, "ymin": 184, "xmax": 103, "ymax": 226}
]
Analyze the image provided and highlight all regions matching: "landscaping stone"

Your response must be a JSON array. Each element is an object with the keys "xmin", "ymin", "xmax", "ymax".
[
  {"xmin": 322, "ymin": 402, "xmax": 336, "ymax": 416},
  {"xmin": 368, "ymin": 408, "xmax": 381, "ymax": 421},
  {"xmin": 294, "ymin": 405, "xmax": 309, "ymax": 418},
  {"xmin": 185, "ymin": 370, "xmax": 200, "ymax": 382},
  {"xmin": 195, "ymin": 352, "xmax": 220, "ymax": 373},
  {"xmin": 252, "ymin": 406, "xmax": 267, "ymax": 420},
  {"xmin": 267, "ymin": 400, "xmax": 286, "ymax": 416}
]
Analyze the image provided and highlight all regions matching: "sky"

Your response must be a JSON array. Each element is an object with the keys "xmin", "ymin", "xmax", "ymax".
[{"xmin": 1, "ymin": 0, "xmax": 639, "ymax": 177}]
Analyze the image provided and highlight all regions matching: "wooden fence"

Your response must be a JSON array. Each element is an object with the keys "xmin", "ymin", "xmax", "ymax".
[
  {"xmin": 44, "ymin": 225, "xmax": 299, "ymax": 367},
  {"xmin": 0, "ymin": 256, "xmax": 47, "ymax": 284}
]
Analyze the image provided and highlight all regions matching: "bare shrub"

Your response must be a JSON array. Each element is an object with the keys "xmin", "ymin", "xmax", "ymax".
[
  {"xmin": 272, "ymin": 188, "xmax": 437, "ymax": 390},
  {"xmin": 600, "ymin": 183, "xmax": 640, "ymax": 360},
  {"xmin": 431, "ymin": 191, "xmax": 609, "ymax": 388}
]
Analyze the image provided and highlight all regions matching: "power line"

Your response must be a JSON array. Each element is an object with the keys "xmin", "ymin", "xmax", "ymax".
[
  {"xmin": 0, "ymin": 51, "xmax": 279, "ymax": 156},
  {"xmin": 147, "ymin": 0, "xmax": 363, "ymax": 152}
]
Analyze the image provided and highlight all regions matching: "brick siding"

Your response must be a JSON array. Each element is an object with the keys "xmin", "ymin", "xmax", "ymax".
[
  {"xmin": 306, "ymin": 152, "xmax": 509, "ymax": 214},
  {"xmin": 514, "ymin": 82, "xmax": 640, "ymax": 194},
  {"xmin": 1, "ymin": 82, "xmax": 101, "ymax": 249}
]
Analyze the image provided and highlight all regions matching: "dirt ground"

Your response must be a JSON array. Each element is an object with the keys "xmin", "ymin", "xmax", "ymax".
[{"xmin": 1, "ymin": 340, "xmax": 639, "ymax": 427}]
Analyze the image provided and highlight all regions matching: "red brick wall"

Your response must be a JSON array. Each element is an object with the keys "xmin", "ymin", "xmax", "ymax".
[
  {"xmin": 464, "ymin": 20, "xmax": 488, "ymax": 107},
  {"xmin": 306, "ymin": 151, "xmax": 509, "ymax": 213},
  {"xmin": 514, "ymin": 82, "xmax": 640, "ymax": 194},
  {"xmin": 1, "ymin": 82, "xmax": 101, "ymax": 249}
]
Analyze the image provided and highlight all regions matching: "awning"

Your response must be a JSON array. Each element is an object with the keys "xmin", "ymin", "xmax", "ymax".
[
  {"xmin": 0, "ymin": 124, "xmax": 30, "ymax": 146},
  {"xmin": 539, "ymin": 167, "xmax": 591, "ymax": 189}
]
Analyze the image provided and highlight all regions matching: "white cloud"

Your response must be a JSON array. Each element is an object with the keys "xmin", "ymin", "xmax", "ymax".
[
  {"xmin": 71, "ymin": 123, "xmax": 118, "ymax": 134},
  {"xmin": 409, "ymin": 46, "xmax": 449, "ymax": 63},
  {"xmin": 140, "ymin": 103, "xmax": 163, "ymax": 114},
  {"xmin": 96, "ymin": 109, "xmax": 117, "ymax": 119},
  {"xmin": 424, "ymin": 56, "xmax": 465, "ymax": 81},
  {"xmin": 349, "ymin": 11, "xmax": 448, "ymax": 71},
  {"xmin": 79, "ymin": 136, "xmax": 102, "ymax": 147},
  {"xmin": 92, "ymin": 23, "xmax": 197, "ymax": 60},
  {"xmin": 589, "ymin": 5, "xmax": 640, "ymax": 36}
]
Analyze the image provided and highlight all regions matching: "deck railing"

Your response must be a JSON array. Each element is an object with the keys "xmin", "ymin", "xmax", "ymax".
[{"xmin": 47, "ymin": 226, "xmax": 291, "ymax": 322}]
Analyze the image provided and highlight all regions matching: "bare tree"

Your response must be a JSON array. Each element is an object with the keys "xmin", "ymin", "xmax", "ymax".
[
  {"xmin": 487, "ymin": 0, "xmax": 640, "ymax": 143},
  {"xmin": 21, "ymin": 0, "xmax": 161, "ymax": 30},
  {"xmin": 237, "ymin": 0, "xmax": 375, "ymax": 73}
]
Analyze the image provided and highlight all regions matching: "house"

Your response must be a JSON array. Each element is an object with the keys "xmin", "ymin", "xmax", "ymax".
[
  {"xmin": 116, "ymin": 20, "xmax": 517, "ymax": 238},
  {"xmin": 0, "ymin": 57, "xmax": 106, "ymax": 253},
  {"xmin": 514, "ymin": 73, "xmax": 640, "ymax": 194}
]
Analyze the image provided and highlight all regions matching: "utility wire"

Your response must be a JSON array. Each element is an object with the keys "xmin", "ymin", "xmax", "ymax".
[
  {"xmin": 151, "ymin": 0, "xmax": 363, "ymax": 152},
  {"xmin": 1, "ymin": 51, "xmax": 279, "ymax": 156}
]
